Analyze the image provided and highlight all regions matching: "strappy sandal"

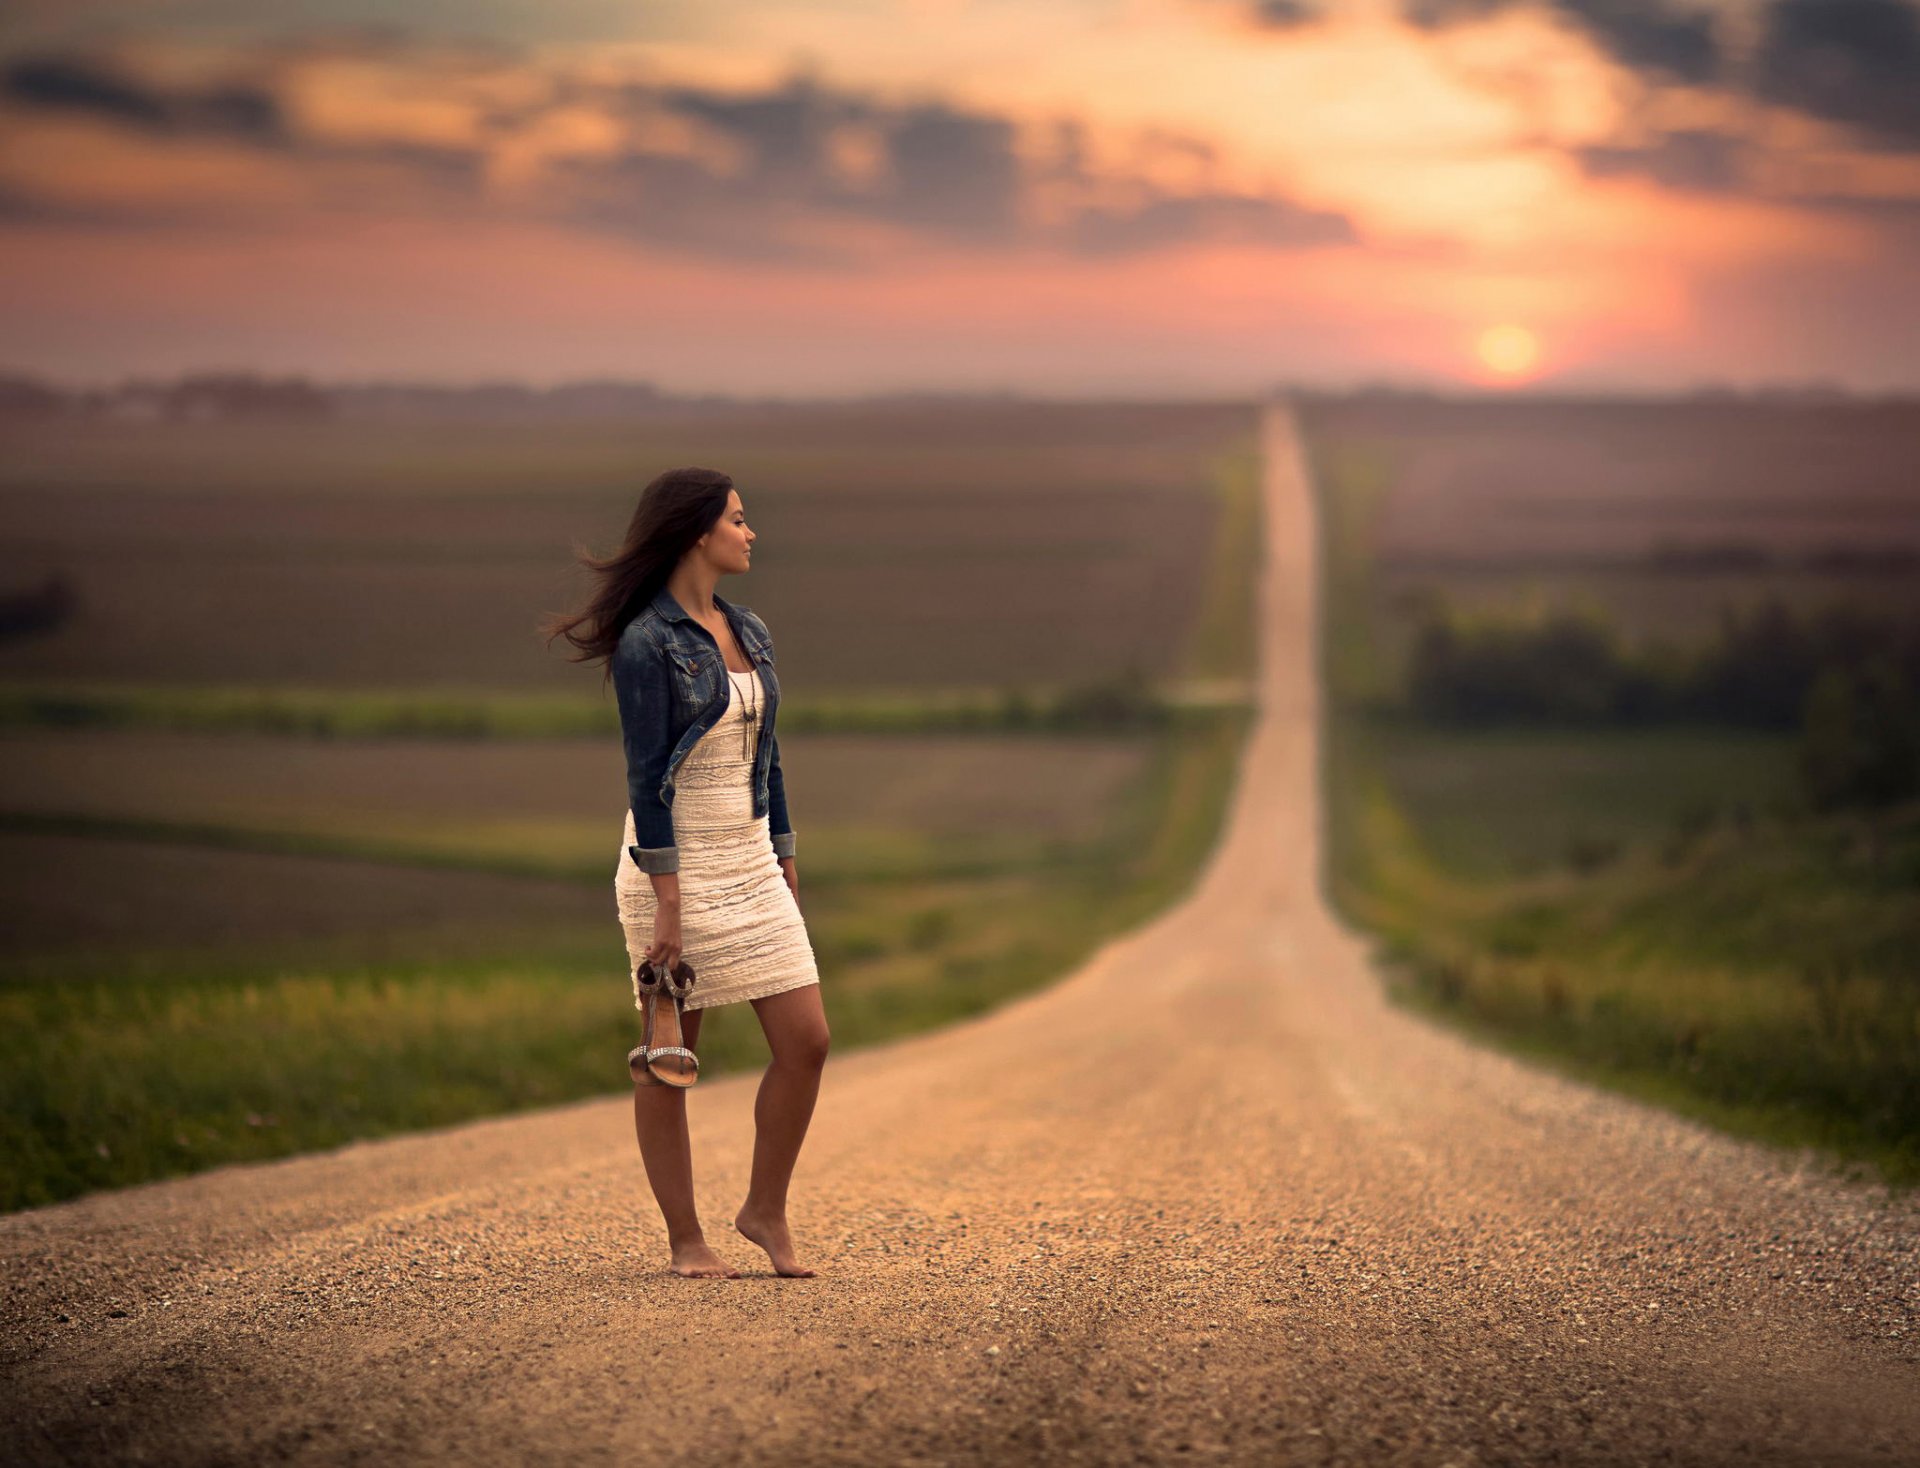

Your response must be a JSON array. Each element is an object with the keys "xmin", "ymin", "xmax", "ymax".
[
  {"xmin": 630, "ymin": 961, "xmax": 666, "ymax": 1086},
  {"xmin": 641, "ymin": 957, "xmax": 700, "ymax": 1088}
]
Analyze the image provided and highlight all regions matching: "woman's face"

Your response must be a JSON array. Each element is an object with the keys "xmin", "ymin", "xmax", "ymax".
[{"xmin": 697, "ymin": 489, "xmax": 755, "ymax": 575}]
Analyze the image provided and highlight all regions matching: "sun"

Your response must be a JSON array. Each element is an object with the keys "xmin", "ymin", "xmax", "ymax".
[{"xmin": 1474, "ymin": 324, "xmax": 1541, "ymax": 380}]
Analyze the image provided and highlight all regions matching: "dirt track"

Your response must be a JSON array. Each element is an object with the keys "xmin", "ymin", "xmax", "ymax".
[{"xmin": 5, "ymin": 401, "xmax": 1917, "ymax": 1466}]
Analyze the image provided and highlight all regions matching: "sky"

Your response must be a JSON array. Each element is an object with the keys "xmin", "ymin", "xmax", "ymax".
[{"xmin": 0, "ymin": 0, "xmax": 1917, "ymax": 395}]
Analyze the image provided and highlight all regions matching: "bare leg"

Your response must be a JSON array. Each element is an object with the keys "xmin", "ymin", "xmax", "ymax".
[
  {"xmin": 735, "ymin": 983, "xmax": 830, "ymax": 1277},
  {"xmin": 633, "ymin": 1006, "xmax": 739, "ymax": 1278}
]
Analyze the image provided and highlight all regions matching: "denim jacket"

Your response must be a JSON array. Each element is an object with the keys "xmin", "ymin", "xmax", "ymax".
[{"xmin": 612, "ymin": 585, "xmax": 795, "ymax": 874}]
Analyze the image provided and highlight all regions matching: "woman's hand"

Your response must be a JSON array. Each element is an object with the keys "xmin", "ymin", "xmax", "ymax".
[
  {"xmin": 645, "ymin": 903, "xmax": 683, "ymax": 970},
  {"xmin": 779, "ymin": 855, "xmax": 799, "ymax": 903}
]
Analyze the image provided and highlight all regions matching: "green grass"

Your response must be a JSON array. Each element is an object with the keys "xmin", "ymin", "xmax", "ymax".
[
  {"xmin": 0, "ymin": 677, "xmax": 1248, "ymax": 740},
  {"xmin": 1370, "ymin": 720, "xmax": 1799, "ymax": 880},
  {"xmin": 1307, "ymin": 424, "xmax": 1920, "ymax": 1192},
  {"xmin": 0, "ymin": 806, "xmax": 1115, "ymax": 890},
  {"xmin": 3, "ymin": 951, "xmax": 624, "ymax": 1207}
]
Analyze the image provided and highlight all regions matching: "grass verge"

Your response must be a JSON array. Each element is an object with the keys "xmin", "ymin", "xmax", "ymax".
[{"xmin": 1304, "ymin": 424, "xmax": 1920, "ymax": 1192}]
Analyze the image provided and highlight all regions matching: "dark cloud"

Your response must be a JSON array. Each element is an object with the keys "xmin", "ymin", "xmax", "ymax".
[
  {"xmin": 1411, "ymin": 0, "xmax": 1920, "ymax": 227},
  {"xmin": 545, "ymin": 149, "xmax": 856, "ymax": 268},
  {"xmin": 1249, "ymin": 0, "xmax": 1329, "ymax": 27},
  {"xmin": 0, "ymin": 175, "xmax": 228, "ymax": 231},
  {"xmin": 1408, "ymin": 0, "xmax": 1920, "ymax": 150},
  {"xmin": 639, "ymin": 79, "xmax": 1024, "ymax": 241},
  {"xmin": 1755, "ymin": 0, "xmax": 1920, "ymax": 148},
  {"xmin": 556, "ymin": 77, "xmax": 1020, "ymax": 258},
  {"xmin": 1067, "ymin": 191, "xmax": 1356, "ymax": 254},
  {"xmin": 1576, "ymin": 128, "xmax": 1747, "ymax": 192},
  {"xmin": 0, "ymin": 43, "xmax": 1357, "ymax": 262},
  {"xmin": 0, "ymin": 47, "xmax": 507, "ymax": 230},
  {"xmin": 1404, "ymin": 0, "xmax": 1721, "ymax": 84},
  {"xmin": 883, "ymin": 103, "xmax": 1024, "ymax": 238},
  {"xmin": 2, "ymin": 53, "xmax": 290, "ymax": 145},
  {"xmin": 1569, "ymin": 80, "xmax": 1920, "ymax": 232},
  {"xmin": 617, "ymin": 75, "xmax": 1351, "ymax": 258},
  {"xmin": 655, "ymin": 73, "xmax": 857, "ymax": 185}
]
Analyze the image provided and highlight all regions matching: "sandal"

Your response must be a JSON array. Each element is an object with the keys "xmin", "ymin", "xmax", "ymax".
[
  {"xmin": 630, "ymin": 962, "xmax": 666, "ymax": 1086},
  {"xmin": 642, "ymin": 958, "xmax": 700, "ymax": 1088}
]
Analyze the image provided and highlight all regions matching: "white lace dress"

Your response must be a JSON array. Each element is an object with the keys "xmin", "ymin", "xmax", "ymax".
[{"xmin": 614, "ymin": 666, "xmax": 820, "ymax": 1012}]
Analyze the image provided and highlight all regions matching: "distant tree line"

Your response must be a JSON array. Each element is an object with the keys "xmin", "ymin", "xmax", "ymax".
[
  {"xmin": 0, "ymin": 370, "xmax": 681, "ymax": 421},
  {"xmin": 0, "ymin": 371, "xmax": 333, "ymax": 421},
  {"xmin": 1402, "ymin": 593, "xmax": 1920, "ymax": 811},
  {"xmin": 1384, "ymin": 542, "xmax": 1919, "ymax": 577},
  {"xmin": 0, "ymin": 370, "xmax": 1030, "ymax": 422}
]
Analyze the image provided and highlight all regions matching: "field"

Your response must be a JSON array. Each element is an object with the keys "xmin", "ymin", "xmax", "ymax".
[
  {"xmin": 0, "ymin": 728, "xmax": 1148, "ymax": 897},
  {"xmin": 0, "ymin": 400, "xmax": 1261, "ymax": 1209},
  {"xmin": 1299, "ymin": 393, "xmax": 1920, "ymax": 1186},
  {"xmin": 1302, "ymin": 394, "xmax": 1920, "ymax": 676},
  {"xmin": 1303, "ymin": 394, "xmax": 1920, "ymax": 563},
  {"xmin": 0, "ymin": 401, "xmax": 1250, "ymax": 693}
]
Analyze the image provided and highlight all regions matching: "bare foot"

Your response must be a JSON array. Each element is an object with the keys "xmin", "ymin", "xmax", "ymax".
[
  {"xmin": 669, "ymin": 1239, "xmax": 740, "ymax": 1279},
  {"xmin": 734, "ymin": 1205, "xmax": 817, "ymax": 1277}
]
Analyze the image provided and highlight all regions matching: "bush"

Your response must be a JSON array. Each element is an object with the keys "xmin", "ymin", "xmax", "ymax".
[{"xmin": 1798, "ymin": 656, "xmax": 1920, "ymax": 812}]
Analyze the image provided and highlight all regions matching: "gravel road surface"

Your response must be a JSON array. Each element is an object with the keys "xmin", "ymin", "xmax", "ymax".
[{"xmin": 4, "ymin": 401, "xmax": 1916, "ymax": 1466}]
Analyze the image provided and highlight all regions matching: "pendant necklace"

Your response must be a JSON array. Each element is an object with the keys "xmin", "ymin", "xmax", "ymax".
[
  {"xmin": 716, "ymin": 613, "xmax": 757, "ymax": 760},
  {"xmin": 735, "ymin": 662, "xmax": 757, "ymax": 760}
]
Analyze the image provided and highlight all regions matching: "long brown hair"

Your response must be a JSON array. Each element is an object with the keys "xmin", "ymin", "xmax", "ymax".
[{"xmin": 542, "ymin": 466, "xmax": 735, "ymax": 681}]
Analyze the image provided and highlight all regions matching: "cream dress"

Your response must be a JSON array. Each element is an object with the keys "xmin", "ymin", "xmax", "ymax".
[{"xmin": 614, "ymin": 666, "xmax": 820, "ymax": 1012}]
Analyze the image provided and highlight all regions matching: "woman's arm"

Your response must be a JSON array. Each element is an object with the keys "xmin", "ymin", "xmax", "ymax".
[
  {"xmin": 751, "ymin": 609, "xmax": 797, "ymax": 862},
  {"xmin": 611, "ymin": 622, "xmax": 679, "ymax": 874},
  {"xmin": 768, "ymin": 726, "xmax": 796, "ymax": 861}
]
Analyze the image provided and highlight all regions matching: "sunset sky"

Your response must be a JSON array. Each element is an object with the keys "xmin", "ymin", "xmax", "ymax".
[{"xmin": 2, "ymin": 0, "xmax": 1917, "ymax": 395}]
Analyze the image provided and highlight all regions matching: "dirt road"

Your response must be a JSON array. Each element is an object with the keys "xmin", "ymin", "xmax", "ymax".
[{"xmin": 5, "ymin": 402, "xmax": 1916, "ymax": 1466}]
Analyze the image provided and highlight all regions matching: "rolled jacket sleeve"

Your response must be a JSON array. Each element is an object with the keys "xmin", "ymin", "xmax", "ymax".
[
  {"xmin": 611, "ymin": 623, "xmax": 679, "ymax": 873},
  {"xmin": 767, "ymin": 727, "xmax": 796, "ymax": 860}
]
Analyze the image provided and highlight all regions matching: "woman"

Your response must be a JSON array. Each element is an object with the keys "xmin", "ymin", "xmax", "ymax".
[{"xmin": 547, "ymin": 467, "xmax": 829, "ymax": 1280}]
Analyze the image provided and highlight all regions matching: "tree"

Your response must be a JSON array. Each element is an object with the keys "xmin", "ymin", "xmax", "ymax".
[{"xmin": 1797, "ymin": 656, "xmax": 1920, "ymax": 812}]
